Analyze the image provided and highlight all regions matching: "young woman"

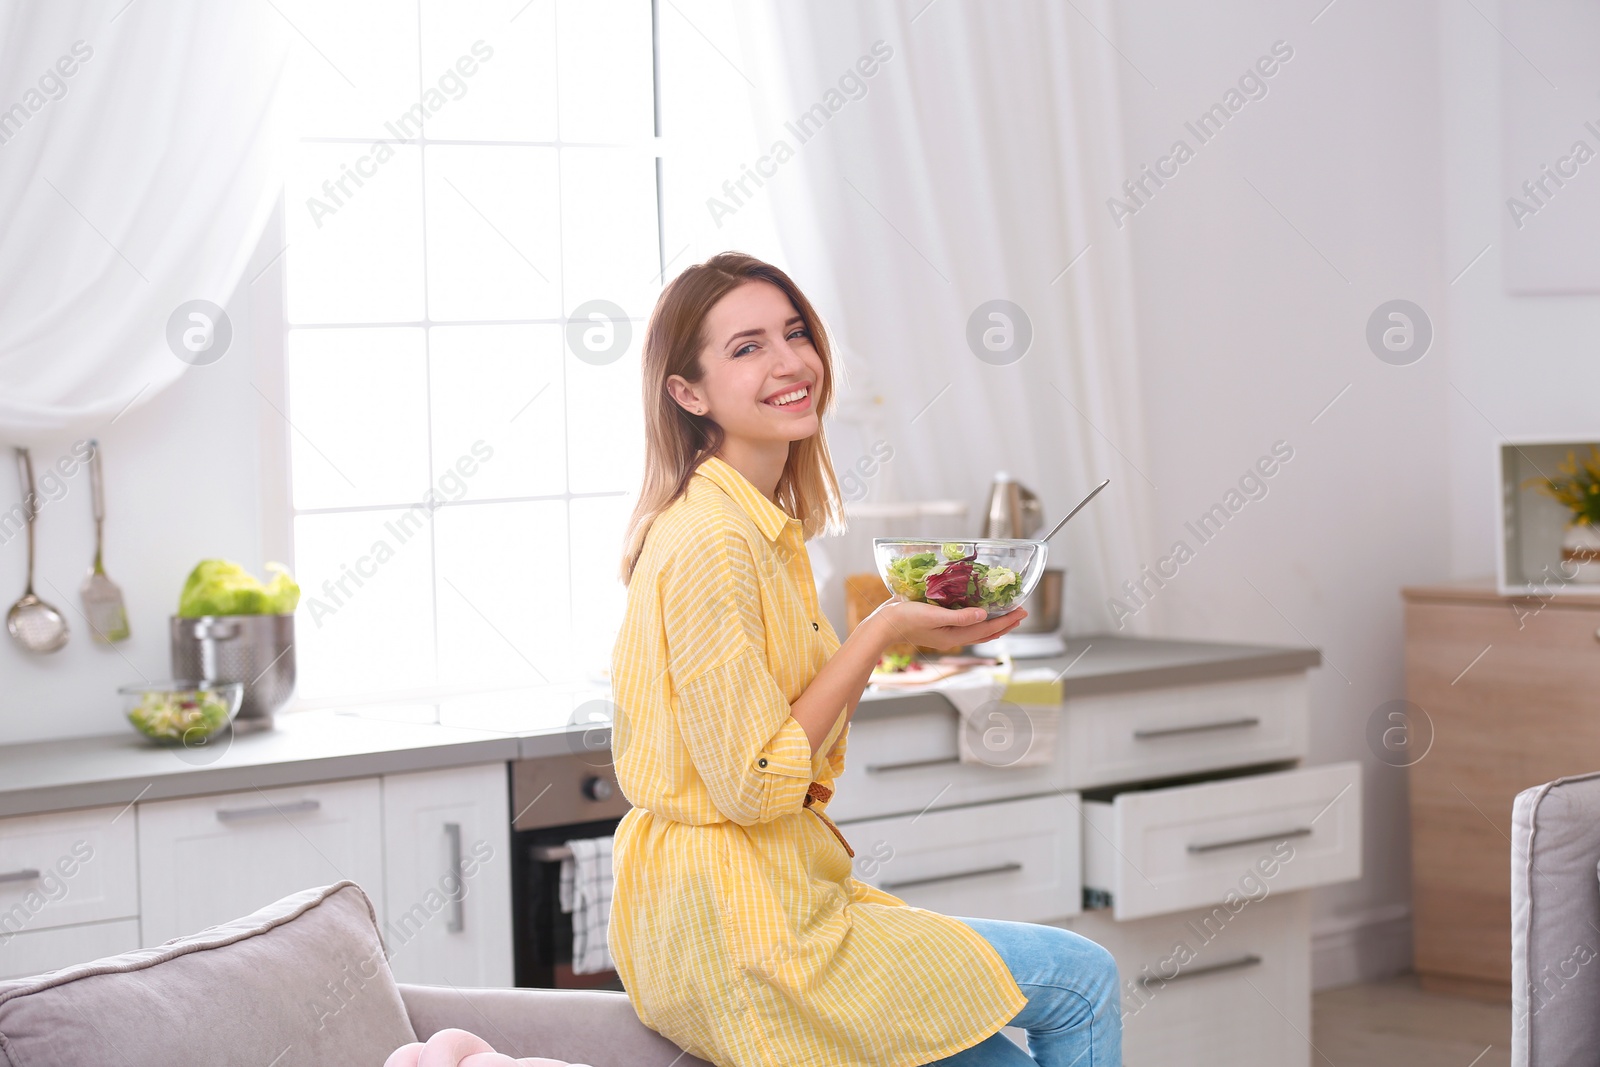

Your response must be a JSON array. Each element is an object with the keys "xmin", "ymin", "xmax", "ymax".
[{"xmin": 607, "ymin": 252, "xmax": 1123, "ymax": 1067}]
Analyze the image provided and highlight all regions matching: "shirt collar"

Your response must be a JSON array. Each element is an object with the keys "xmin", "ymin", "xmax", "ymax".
[{"xmin": 692, "ymin": 454, "xmax": 801, "ymax": 544}]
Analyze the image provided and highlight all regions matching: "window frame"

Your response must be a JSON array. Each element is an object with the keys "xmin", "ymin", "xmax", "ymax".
[{"xmin": 258, "ymin": 0, "xmax": 666, "ymax": 711}]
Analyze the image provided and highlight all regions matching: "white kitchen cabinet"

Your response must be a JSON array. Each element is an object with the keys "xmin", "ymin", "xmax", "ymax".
[
  {"xmin": 380, "ymin": 763, "xmax": 513, "ymax": 987},
  {"xmin": 1061, "ymin": 890, "xmax": 1312, "ymax": 1067},
  {"xmin": 1058, "ymin": 672, "xmax": 1310, "ymax": 789},
  {"xmin": 0, "ymin": 919, "xmax": 142, "ymax": 981},
  {"xmin": 0, "ymin": 804, "xmax": 137, "ymax": 938},
  {"xmin": 824, "ymin": 706, "xmax": 1061, "ymax": 823},
  {"xmin": 1082, "ymin": 761, "xmax": 1362, "ymax": 921},
  {"xmin": 136, "ymin": 777, "xmax": 384, "ymax": 947},
  {"xmin": 0, "ymin": 758, "xmax": 520, "ymax": 987},
  {"xmin": 839, "ymin": 654, "xmax": 1355, "ymax": 1067},
  {"xmin": 841, "ymin": 792, "xmax": 1080, "ymax": 923}
]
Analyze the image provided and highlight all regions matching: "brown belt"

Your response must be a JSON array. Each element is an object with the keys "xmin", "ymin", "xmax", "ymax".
[{"xmin": 803, "ymin": 781, "xmax": 854, "ymax": 857}]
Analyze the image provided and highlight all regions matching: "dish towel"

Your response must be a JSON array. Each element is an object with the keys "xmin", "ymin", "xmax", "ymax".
[
  {"xmin": 931, "ymin": 660, "xmax": 1063, "ymax": 767},
  {"xmin": 558, "ymin": 835, "xmax": 615, "ymax": 975}
]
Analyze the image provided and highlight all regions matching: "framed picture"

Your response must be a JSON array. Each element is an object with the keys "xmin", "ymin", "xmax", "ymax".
[{"xmin": 1496, "ymin": 437, "xmax": 1600, "ymax": 596}]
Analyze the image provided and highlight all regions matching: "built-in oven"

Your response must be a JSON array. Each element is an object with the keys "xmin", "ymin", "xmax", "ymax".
[{"xmin": 509, "ymin": 750, "xmax": 631, "ymax": 990}]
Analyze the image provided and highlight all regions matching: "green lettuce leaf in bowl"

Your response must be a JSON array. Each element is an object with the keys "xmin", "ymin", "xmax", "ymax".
[
  {"xmin": 177, "ymin": 560, "xmax": 301, "ymax": 617},
  {"xmin": 885, "ymin": 551, "xmax": 941, "ymax": 599}
]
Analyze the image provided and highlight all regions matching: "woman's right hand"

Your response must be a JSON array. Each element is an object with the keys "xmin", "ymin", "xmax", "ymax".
[{"xmin": 867, "ymin": 596, "xmax": 1030, "ymax": 653}]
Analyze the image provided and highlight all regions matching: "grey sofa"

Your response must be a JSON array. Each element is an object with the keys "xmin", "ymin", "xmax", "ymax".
[
  {"xmin": 0, "ymin": 880, "xmax": 713, "ymax": 1067},
  {"xmin": 1511, "ymin": 771, "xmax": 1600, "ymax": 1067}
]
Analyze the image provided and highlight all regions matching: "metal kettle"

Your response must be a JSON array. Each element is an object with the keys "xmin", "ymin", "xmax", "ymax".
[
  {"xmin": 979, "ymin": 472, "xmax": 1062, "ymax": 636},
  {"xmin": 980, "ymin": 471, "xmax": 1044, "ymax": 539}
]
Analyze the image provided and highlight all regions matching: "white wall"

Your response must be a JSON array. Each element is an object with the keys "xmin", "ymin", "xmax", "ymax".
[
  {"xmin": 1109, "ymin": 0, "xmax": 1449, "ymax": 987},
  {"xmin": 0, "ymin": 232, "xmax": 277, "ymax": 745},
  {"xmin": 1440, "ymin": 4, "xmax": 1600, "ymax": 574}
]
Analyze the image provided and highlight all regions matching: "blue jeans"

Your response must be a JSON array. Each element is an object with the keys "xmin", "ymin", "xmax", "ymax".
[{"xmin": 924, "ymin": 916, "xmax": 1122, "ymax": 1067}]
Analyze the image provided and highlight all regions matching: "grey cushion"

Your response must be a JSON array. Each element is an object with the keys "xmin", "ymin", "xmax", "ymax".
[
  {"xmin": 1511, "ymin": 772, "xmax": 1600, "ymax": 1067},
  {"xmin": 0, "ymin": 880, "xmax": 416, "ymax": 1067}
]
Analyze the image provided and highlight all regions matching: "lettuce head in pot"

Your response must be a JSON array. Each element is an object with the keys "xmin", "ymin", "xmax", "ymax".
[{"xmin": 177, "ymin": 560, "xmax": 301, "ymax": 617}]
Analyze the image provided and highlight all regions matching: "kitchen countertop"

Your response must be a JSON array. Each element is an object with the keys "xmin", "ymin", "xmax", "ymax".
[
  {"xmin": 0, "ymin": 633, "xmax": 1318, "ymax": 820},
  {"xmin": 1401, "ymin": 576, "xmax": 1600, "ymax": 606}
]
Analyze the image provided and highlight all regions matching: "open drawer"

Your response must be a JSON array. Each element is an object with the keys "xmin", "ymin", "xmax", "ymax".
[
  {"xmin": 1082, "ymin": 761, "xmax": 1361, "ymax": 920},
  {"xmin": 839, "ymin": 792, "xmax": 1081, "ymax": 923}
]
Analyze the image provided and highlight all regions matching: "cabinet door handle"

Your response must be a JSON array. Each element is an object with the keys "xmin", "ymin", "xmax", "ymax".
[
  {"xmin": 215, "ymin": 798, "xmax": 322, "ymax": 823},
  {"xmin": 1133, "ymin": 717, "xmax": 1261, "ymax": 740},
  {"xmin": 0, "ymin": 868, "xmax": 41, "ymax": 885},
  {"xmin": 865, "ymin": 755, "xmax": 961, "ymax": 774},
  {"xmin": 445, "ymin": 822, "xmax": 465, "ymax": 934},
  {"xmin": 880, "ymin": 861, "xmax": 1023, "ymax": 891},
  {"xmin": 1187, "ymin": 827, "xmax": 1312, "ymax": 854},
  {"xmin": 1151, "ymin": 954, "xmax": 1263, "ymax": 984}
]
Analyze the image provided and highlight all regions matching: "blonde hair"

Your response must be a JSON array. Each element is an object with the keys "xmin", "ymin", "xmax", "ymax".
[{"xmin": 619, "ymin": 252, "xmax": 846, "ymax": 584}]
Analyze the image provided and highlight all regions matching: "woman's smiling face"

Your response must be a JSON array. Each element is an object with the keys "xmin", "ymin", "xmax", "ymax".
[{"xmin": 667, "ymin": 280, "xmax": 824, "ymax": 446}]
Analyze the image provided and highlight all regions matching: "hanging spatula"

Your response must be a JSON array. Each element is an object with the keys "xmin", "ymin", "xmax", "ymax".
[{"xmin": 81, "ymin": 440, "xmax": 130, "ymax": 643}]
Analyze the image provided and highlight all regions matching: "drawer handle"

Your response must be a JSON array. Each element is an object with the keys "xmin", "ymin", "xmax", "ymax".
[
  {"xmin": 0, "ymin": 868, "xmax": 42, "ymax": 885},
  {"xmin": 865, "ymin": 755, "xmax": 961, "ymax": 774},
  {"xmin": 880, "ymin": 861, "xmax": 1024, "ymax": 891},
  {"xmin": 216, "ymin": 798, "xmax": 322, "ymax": 823},
  {"xmin": 1133, "ymin": 717, "xmax": 1261, "ymax": 740},
  {"xmin": 1187, "ymin": 827, "xmax": 1312, "ymax": 854},
  {"xmin": 445, "ymin": 822, "xmax": 465, "ymax": 934},
  {"xmin": 1154, "ymin": 953, "xmax": 1263, "ymax": 984}
]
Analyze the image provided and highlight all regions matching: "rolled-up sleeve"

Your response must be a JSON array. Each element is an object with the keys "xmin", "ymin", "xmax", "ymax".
[
  {"xmin": 675, "ymin": 650, "xmax": 814, "ymax": 825},
  {"xmin": 662, "ymin": 519, "xmax": 815, "ymax": 826},
  {"xmin": 823, "ymin": 725, "xmax": 849, "ymax": 783},
  {"xmin": 802, "ymin": 722, "xmax": 848, "ymax": 817}
]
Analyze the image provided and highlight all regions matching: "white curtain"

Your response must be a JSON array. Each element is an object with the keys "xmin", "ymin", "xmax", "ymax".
[
  {"xmin": 730, "ymin": 0, "xmax": 1157, "ymax": 634},
  {"xmin": 0, "ymin": 0, "xmax": 291, "ymax": 433}
]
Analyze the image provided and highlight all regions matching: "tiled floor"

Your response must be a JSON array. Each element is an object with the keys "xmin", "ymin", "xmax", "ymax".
[{"xmin": 1313, "ymin": 975, "xmax": 1510, "ymax": 1067}]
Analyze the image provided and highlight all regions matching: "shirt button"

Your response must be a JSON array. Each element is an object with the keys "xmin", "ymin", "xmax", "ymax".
[
  {"xmin": 758, "ymin": 758, "xmax": 768, "ymax": 767},
  {"xmin": 812, "ymin": 621, "xmax": 819, "ymax": 630}
]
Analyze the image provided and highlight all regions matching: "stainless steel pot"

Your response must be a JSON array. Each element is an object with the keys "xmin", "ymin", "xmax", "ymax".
[
  {"xmin": 170, "ymin": 615, "xmax": 296, "ymax": 732},
  {"xmin": 1010, "ymin": 567, "xmax": 1063, "ymax": 633}
]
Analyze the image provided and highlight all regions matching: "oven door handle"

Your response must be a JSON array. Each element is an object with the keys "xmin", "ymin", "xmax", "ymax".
[{"xmin": 445, "ymin": 822, "xmax": 465, "ymax": 934}]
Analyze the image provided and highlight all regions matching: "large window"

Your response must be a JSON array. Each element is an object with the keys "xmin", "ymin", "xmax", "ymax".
[{"xmin": 278, "ymin": 1, "xmax": 659, "ymax": 703}]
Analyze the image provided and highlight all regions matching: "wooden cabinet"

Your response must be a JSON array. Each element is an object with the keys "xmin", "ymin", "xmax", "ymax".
[
  {"xmin": 1404, "ymin": 580, "xmax": 1600, "ymax": 1001},
  {"xmin": 136, "ymin": 777, "xmax": 385, "ymax": 947},
  {"xmin": 381, "ymin": 763, "xmax": 513, "ymax": 987}
]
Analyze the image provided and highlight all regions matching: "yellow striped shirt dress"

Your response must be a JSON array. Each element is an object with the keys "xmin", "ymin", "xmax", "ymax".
[{"xmin": 608, "ymin": 454, "xmax": 1029, "ymax": 1067}]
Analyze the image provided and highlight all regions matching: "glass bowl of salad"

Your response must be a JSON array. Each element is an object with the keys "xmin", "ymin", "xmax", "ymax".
[
  {"xmin": 119, "ymin": 681, "xmax": 244, "ymax": 746},
  {"xmin": 873, "ymin": 538, "xmax": 1048, "ymax": 620}
]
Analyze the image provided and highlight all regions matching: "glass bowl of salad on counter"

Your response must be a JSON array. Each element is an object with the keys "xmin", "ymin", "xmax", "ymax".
[
  {"xmin": 119, "ymin": 681, "xmax": 243, "ymax": 745},
  {"xmin": 873, "ymin": 538, "xmax": 1048, "ymax": 620}
]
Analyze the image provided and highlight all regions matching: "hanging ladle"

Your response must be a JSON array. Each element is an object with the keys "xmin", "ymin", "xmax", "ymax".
[{"xmin": 7, "ymin": 447, "xmax": 70, "ymax": 653}]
